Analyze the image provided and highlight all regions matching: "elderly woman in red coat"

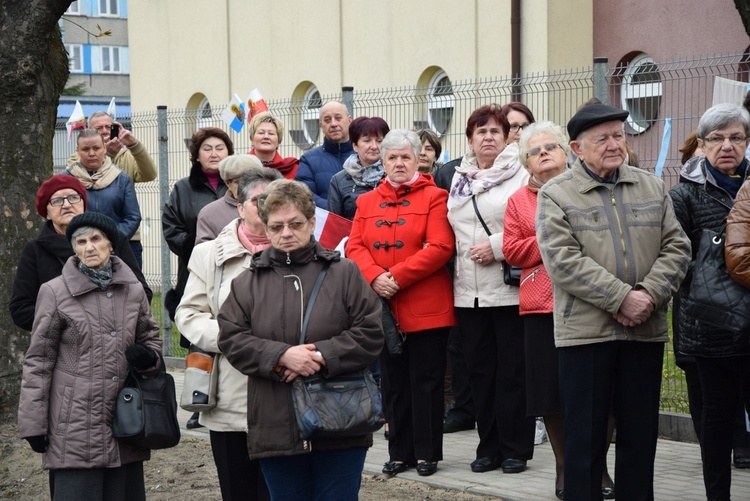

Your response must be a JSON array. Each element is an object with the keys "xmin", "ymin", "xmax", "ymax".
[{"xmin": 347, "ymin": 129, "xmax": 456, "ymax": 477}]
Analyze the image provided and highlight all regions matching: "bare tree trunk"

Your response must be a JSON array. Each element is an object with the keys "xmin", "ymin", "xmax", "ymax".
[
  {"xmin": 735, "ymin": 0, "xmax": 750, "ymax": 37},
  {"xmin": 0, "ymin": 0, "xmax": 72, "ymax": 423}
]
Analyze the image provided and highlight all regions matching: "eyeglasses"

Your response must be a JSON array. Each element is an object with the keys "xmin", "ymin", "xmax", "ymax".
[
  {"xmin": 526, "ymin": 143, "xmax": 561, "ymax": 158},
  {"xmin": 48, "ymin": 194, "xmax": 83, "ymax": 207},
  {"xmin": 703, "ymin": 134, "xmax": 748, "ymax": 147},
  {"xmin": 266, "ymin": 220, "xmax": 308, "ymax": 234},
  {"xmin": 509, "ymin": 123, "xmax": 530, "ymax": 133}
]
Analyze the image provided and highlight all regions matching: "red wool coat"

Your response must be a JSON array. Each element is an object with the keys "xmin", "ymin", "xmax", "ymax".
[
  {"xmin": 347, "ymin": 174, "xmax": 456, "ymax": 333},
  {"xmin": 502, "ymin": 185, "xmax": 554, "ymax": 315}
]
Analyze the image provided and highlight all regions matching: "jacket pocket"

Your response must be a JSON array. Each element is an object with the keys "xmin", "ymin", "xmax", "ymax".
[{"xmin": 50, "ymin": 384, "xmax": 75, "ymax": 435}]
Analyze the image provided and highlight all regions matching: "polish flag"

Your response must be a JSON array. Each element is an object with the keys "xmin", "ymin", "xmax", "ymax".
[
  {"xmin": 66, "ymin": 100, "xmax": 86, "ymax": 140},
  {"xmin": 245, "ymin": 89, "xmax": 268, "ymax": 122},
  {"xmin": 314, "ymin": 207, "xmax": 352, "ymax": 250}
]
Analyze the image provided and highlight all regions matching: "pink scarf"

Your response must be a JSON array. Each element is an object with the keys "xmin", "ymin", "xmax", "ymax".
[
  {"xmin": 237, "ymin": 222, "xmax": 270, "ymax": 253},
  {"xmin": 387, "ymin": 171, "xmax": 420, "ymax": 190}
]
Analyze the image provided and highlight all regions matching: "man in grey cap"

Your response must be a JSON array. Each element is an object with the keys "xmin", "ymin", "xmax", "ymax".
[{"xmin": 536, "ymin": 103, "xmax": 691, "ymax": 500}]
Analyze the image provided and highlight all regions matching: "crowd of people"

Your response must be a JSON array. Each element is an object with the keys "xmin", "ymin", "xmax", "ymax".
[{"xmin": 12, "ymin": 95, "xmax": 750, "ymax": 501}]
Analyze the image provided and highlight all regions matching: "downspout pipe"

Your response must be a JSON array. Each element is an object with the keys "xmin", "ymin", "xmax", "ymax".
[{"xmin": 511, "ymin": 0, "xmax": 522, "ymax": 102}]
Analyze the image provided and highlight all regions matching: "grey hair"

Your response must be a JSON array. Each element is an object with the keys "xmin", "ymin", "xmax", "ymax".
[
  {"xmin": 218, "ymin": 154, "xmax": 262, "ymax": 181},
  {"xmin": 69, "ymin": 226, "xmax": 108, "ymax": 250},
  {"xmin": 236, "ymin": 166, "xmax": 283, "ymax": 204},
  {"xmin": 518, "ymin": 121, "xmax": 570, "ymax": 167},
  {"xmin": 87, "ymin": 111, "xmax": 112, "ymax": 127},
  {"xmin": 380, "ymin": 129, "xmax": 421, "ymax": 161},
  {"xmin": 696, "ymin": 103, "xmax": 750, "ymax": 139}
]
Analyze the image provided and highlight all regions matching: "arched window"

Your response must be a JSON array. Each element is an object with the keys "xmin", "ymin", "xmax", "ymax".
[
  {"xmin": 196, "ymin": 97, "xmax": 213, "ymax": 130},
  {"xmin": 620, "ymin": 53, "xmax": 662, "ymax": 134},
  {"xmin": 427, "ymin": 70, "xmax": 454, "ymax": 136},
  {"xmin": 290, "ymin": 83, "xmax": 322, "ymax": 150}
]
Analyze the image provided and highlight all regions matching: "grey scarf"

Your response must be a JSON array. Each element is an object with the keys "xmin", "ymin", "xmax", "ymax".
[
  {"xmin": 78, "ymin": 260, "xmax": 113, "ymax": 290},
  {"xmin": 342, "ymin": 153, "xmax": 385, "ymax": 188}
]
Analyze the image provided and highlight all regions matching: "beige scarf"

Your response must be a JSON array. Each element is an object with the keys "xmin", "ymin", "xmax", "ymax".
[{"xmin": 67, "ymin": 157, "xmax": 121, "ymax": 190}]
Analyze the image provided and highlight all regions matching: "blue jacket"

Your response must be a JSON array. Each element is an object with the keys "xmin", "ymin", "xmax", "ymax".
[
  {"xmin": 295, "ymin": 137, "xmax": 354, "ymax": 208},
  {"xmin": 62, "ymin": 169, "xmax": 142, "ymax": 239}
]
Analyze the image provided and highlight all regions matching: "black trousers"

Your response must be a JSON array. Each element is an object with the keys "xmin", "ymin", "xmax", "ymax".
[
  {"xmin": 381, "ymin": 327, "xmax": 449, "ymax": 462},
  {"xmin": 695, "ymin": 355, "xmax": 750, "ymax": 500},
  {"xmin": 209, "ymin": 430, "xmax": 270, "ymax": 501},
  {"xmin": 456, "ymin": 305, "xmax": 535, "ymax": 460},
  {"xmin": 559, "ymin": 341, "xmax": 663, "ymax": 501},
  {"xmin": 53, "ymin": 461, "xmax": 145, "ymax": 501},
  {"xmin": 445, "ymin": 324, "xmax": 476, "ymax": 423}
]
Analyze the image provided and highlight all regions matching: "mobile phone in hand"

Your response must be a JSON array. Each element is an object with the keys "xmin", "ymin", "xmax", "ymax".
[{"xmin": 110, "ymin": 123, "xmax": 120, "ymax": 139}]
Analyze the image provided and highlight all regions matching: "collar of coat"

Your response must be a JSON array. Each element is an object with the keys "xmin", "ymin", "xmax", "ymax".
[
  {"xmin": 251, "ymin": 238, "xmax": 340, "ymax": 270},
  {"xmin": 188, "ymin": 163, "xmax": 227, "ymax": 192},
  {"xmin": 570, "ymin": 157, "xmax": 639, "ymax": 194},
  {"xmin": 61, "ymin": 255, "xmax": 138, "ymax": 297}
]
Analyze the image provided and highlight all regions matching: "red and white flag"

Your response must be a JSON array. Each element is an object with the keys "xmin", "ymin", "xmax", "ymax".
[
  {"xmin": 314, "ymin": 207, "xmax": 352, "ymax": 250},
  {"xmin": 245, "ymin": 89, "xmax": 268, "ymax": 123},
  {"xmin": 107, "ymin": 96, "xmax": 117, "ymax": 121},
  {"xmin": 66, "ymin": 100, "xmax": 86, "ymax": 140}
]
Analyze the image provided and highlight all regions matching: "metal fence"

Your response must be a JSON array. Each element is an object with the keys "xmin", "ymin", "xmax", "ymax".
[{"xmin": 52, "ymin": 52, "xmax": 750, "ymax": 413}]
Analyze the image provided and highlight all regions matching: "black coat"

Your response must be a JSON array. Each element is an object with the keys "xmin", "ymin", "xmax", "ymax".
[
  {"xmin": 327, "ymin": 169, "xmax": 381, "ymax": 221},
  {"xmin": 669, "ymin": 157, "xmax": 743, "ymax": 360},
  {"xmin": 161, "ymin": 164, "xmax": 227, "ymax": 322},
  {"xmin": 10, "ymin": 219, "xmax": 152, "ymax": 331}
]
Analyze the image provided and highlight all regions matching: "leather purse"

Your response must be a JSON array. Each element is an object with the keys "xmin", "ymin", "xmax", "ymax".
[
  {"xmin": 380, "ymin": 297, "xmax": 405, "ymax": 356},
  {"xmin": 112, "ymin": 364, "xmax": 181, "ymax": 450},
  {"xmin": 180, "ymin": 345, "xmax": 219, "ymax": 412},
  {"xmin": 290, "ymin": 262, "xmax": 386, "ymax": 439},
  {"xmin": 472, "ymin": 195, "xmax": 522, "ymax": 286}
]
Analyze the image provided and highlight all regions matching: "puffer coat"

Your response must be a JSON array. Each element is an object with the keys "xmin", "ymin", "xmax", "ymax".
[
  {"xmin": 726, "ymin": 177, "xmax": 750, "ymax": 288},
  {"xmin": 670, "ymin": 156, "xmax": 748, "ymax": 358},
  {"xmin": 18, "ymin": 256, "xmax": 161, "ymax": 470}
]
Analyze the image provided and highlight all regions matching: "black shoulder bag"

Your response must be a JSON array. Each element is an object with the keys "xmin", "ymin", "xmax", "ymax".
[
  {"xmin": 472, "ymin": 195, "xmax": 521, "ymax": 286},
  {"xmin": 290, "ymin": 261, "xmax": 385, "ymax": 439}
]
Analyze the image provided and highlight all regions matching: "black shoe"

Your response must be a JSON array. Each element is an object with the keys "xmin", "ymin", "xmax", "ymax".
[
  {"xmin": 470, "ymin": 456, "xmax": 502, "ymax": 473},
  {"xmin": 186, "ymin": 412, "xmax": 203, "ymax": 429},
  {"xmin": 501, "ymin": 458, "xmax": 527, "ymax": 474},
  {"xmin": 555, "ymin": 490, "xmax": 564, "ymax": 500},
  {"xmin": 443, "ymin": 417, "xmax": 474, "ymax": 434},
  {"xmin": 601, "ymin": 486, "xmax": 615, "ymax": 499},
  {"xmin": 416, "ymin": 461, "xmax": 438, "ymax": 476},
  {"xmin": 382, "ymin": 461, "xmax": 412, "ymax": 476},
  {"xmin": 734, "ymin": 455, "xmax": 750, "ymax": 469}
]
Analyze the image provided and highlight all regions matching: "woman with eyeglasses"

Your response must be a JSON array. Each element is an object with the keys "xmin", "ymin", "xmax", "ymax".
[
  {"xmin": 669, "ymin": 103, "xmax": 750, "ymax": 501},
  {"xmin": 501, "ymin": 102, "xmax": 536, "ymax": 144},
  {"xmin": 176, "ymin": 167, "xmax": 281, "ymax": 501},
  {"xmin": 347, "ymin": 129, "xmax": 456, "ymax": 477},
  {"xmin": 217, "ymin": 179, "xmax": 383, "ymax": 500},
  {"xmin": 10, "ymin": 175, "xmax": 150, "ymax": 332},
  {"xmin": 447, "ymin": 104, "xmax": 535, "ymax": 475},
  {"xmin": 503, "ymin": 122, "xmax": 568, "ymax": 499}
]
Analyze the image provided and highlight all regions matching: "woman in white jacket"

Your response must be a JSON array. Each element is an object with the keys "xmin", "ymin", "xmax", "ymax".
[
  {"xmin": 447, "ymin": 104, "xmax": 535, "ymax": 475},
  {"xmin": 176, "ymin": 167, "xmax": 281, "ymax": 501}
]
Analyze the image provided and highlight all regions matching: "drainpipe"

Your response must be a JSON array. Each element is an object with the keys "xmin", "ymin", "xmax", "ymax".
[{"xmin": 510, "ymin": 0, "xmax": 522, "ymax": 102}]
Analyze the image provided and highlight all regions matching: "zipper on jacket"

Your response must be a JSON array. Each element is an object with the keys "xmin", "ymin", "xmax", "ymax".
[
  {"xmin": 286, "ymin": 252, "xmax": 291, "ymax": 265},
  {"xmin": 610, "ymin": 188, "xmax": 630, "ymax": 340},
  {"xmin": 520, "ymin": 267, "xmax": 541, "ymax": 286}
]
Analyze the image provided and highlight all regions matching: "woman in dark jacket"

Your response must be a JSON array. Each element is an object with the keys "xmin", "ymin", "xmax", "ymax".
[
  {"xmin": 347, "ymin": 129, "xmax": 456, "ymax": 477},
  {"xmin": 18, "ymin": 212, "xmax": 162, "ymax": 501},
  {"xmin": 162, "ymin": 127, "xmax": 233, "ymax": 324},
  {"xmin": 10, "ymin": 175, "xmax": 150, "ymax": 332},
  {"xmin": 669, "ymin": 103, "xmax": 750, "ymax": 501},
  {"xmin": 217, "ymin": 179, "xmax": 383, "ymax": 501},
  {"xmin": 327, "ymin": 116, "xmax": 390, "ymax": 220}
]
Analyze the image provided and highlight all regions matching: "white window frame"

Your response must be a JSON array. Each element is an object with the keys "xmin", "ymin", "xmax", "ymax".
[
  {"xmin": 98, "ymin": 0, "xmax": 119, "ymax": 17},
  {"xmin": 100, "ymin": 46, "xmax": 121, "ymax": 74},
  {"xmin": 302, "ymin": 85, "xmax": 322, "ymax": 146},
  {"xmin": 196, "ymin": 98, "xmax": 213, "ymax": 130},
  {"xmin": 66, "ymin": 44, "xmax": 83, "ymax": 73},
  {"xmin": 66, "ymin": 1, "xmax": 81, "ymax": 15},
  {"xmin": 427, "ymin": 70, "xmax": 454, "ymax": 136},
  {"xmin": 620, "ymin": 53, "xmax": 662, "ymax": 135}
]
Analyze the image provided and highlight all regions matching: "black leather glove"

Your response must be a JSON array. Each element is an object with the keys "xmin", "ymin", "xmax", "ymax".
[
  {"xmin": 125, "ymin": 343, "xmax": 158, "ymax": 369},
  {"xmin": 26, "ymin": 435, "xmax": 48, "ymax": 453}
]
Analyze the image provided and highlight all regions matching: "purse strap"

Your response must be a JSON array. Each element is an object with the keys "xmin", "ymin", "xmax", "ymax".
[
  {"xmin": 298, "ymin": 261, "xmax": 331, "ymax": 345},
  {"xmin": 472, "ymin": 195, "xmax": 492, "ymax": 237}
]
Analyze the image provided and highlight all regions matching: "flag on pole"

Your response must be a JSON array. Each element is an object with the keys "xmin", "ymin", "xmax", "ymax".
[
  {"xmin": 314, "ymin": 207, "xmax": 352, "ymax": 250},
  {"xmin": 107, "ymin": 97, "xmax": 117, "ymax": 121},
  {"xmin": 245, "ymin": 89, "xmax": 268, "ymax": 123},
  {"xmin": 66, "ymin": 100, "xmax": 86, "ymax": 140},
  {"xmin": 221, "ymin": 94, "xmax": 246, "ymax": 133}
]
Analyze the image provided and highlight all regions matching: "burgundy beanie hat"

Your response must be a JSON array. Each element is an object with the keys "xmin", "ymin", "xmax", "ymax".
[{"xmin": 35, "ymin": 175, "xmax": 88, "ymax": 218}]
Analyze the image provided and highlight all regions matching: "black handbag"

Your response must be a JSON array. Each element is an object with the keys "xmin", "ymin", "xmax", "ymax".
[
  {"xmin": 472, "ymin": 195, "xmax": 521, "ymax": 286},
  {"xmin": 290, "ymin": 262, "xmax": 386, "ymax": 439},
  {"xmin": 112, "ymin": 363, "xmax": 181, "ymax": 450},
  {"xmin": 682, "ymin": 226, "xmax": 750, "ymax": 334},
  {"xmin": 380, "ymin": 297, "xmax": 405, "ymax": 356}
]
